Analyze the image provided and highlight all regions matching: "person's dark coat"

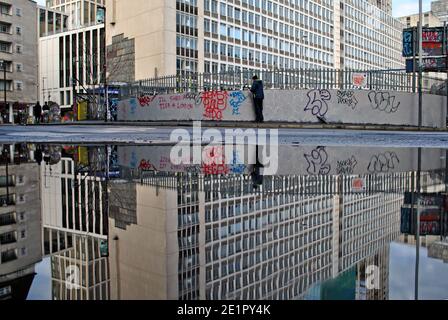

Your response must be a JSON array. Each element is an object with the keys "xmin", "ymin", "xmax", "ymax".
[
  {"xmin": 34, "ymin": 102, "xmax": 42, "ymax": 118},
  {"xmin": 250, "ymin": 80, "xmax": 265, "ymax": 99},
  {"xmin": 43, "ymin": 102, "xmax": 50, "ymax": 112}
]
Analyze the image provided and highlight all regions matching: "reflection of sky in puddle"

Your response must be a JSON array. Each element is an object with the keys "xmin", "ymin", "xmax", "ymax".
[
  {"xmin": 389, "ymin": 242, "xmax": 448, "ymax": 300},
  {"xmin": 28, "ymin": 242, "xmax": 448, "ymax": 300}
]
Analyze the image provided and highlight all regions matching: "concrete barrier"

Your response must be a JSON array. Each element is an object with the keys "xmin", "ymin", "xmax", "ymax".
[
  {"xmin": 118, "ymin": 89, "xmax": 447, "ymax": 128},
  {"xmin": 118, "ymin": 145, "xmax": 445, "ymax": 176}
]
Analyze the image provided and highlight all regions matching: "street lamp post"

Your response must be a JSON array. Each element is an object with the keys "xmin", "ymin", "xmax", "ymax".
[{"xmin": 0, "ymin": 61, "xmax": 7, "ymax": 124}]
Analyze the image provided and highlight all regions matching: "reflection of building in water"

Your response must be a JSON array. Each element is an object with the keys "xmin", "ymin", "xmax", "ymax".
[
  {"xmin": 0, "ymin": 145, "xmax": 42, "ymax": 299},
  {"xmin": 108, "ymin": 170, "xmax": 411, "ymax": 300},
  {"xmin": 41, "ymin": 154, "xmax": 109, "ymax": 300}
]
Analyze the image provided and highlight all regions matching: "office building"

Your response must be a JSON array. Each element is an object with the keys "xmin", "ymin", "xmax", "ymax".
[
  {"xmin": 39, "ymin": 23, "xmax": 105, "ymax": 109},
  {"xmin": 104, "ymin": 0, "xmax": 404, "ymax": 82},
  {"xmin": 0, "ymin": 0, "xmax": 38, "ymax": 124},
  {"xmin": 45, "ymin": 0, "xmax": 106, "ymax": 29}
]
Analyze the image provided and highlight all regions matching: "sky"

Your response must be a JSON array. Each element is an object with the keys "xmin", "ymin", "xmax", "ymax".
[{"xmin": 392, "ymin": 0, "xmax": 432, "ymax": 17}]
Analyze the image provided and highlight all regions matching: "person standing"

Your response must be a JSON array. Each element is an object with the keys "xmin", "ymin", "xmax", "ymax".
[
  {"xmin": 33, "ymin": 102, "xmax": 42, "ymax": 124},
  {"xmin": 250, "ymin": 75, "xmax": 264, "ymax": 123}
]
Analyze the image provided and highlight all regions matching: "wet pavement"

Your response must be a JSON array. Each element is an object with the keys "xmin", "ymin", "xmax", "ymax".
[{"xmin": 0, "ymin": 139, "xmax": 448, "ymax": 300}]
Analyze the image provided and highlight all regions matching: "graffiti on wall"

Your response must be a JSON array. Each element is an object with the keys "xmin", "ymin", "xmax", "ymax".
[
  {"xmin": 201, "ymin": 91, "xmax": 229, "ymax": 120},
  {"xmin": 304, "ymin": 89, "xmax": 331, "ymax": 118},
  {"xmin": 337, "ymin": 90, "xmax": 358, "ymax": 110},
  {"xmin": 229, "ymin": 91, "xmax": 247, "ymax": 115},
  {"xmin": 304, "ymin": 147, "xmax": 331, "ymax": 175},
  {"xmin": 367, "ymin": 152, "xmax": 400, "ymax": 173},
  {"xmin": 336, "ymin": 156, "xmax": 358, "ymax": 175},
  {"xmin": 368, "ymin": 91, "xmax": 400, "ymax": 113}
]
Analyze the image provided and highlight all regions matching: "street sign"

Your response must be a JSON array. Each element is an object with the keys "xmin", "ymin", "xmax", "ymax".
[
  {"xmin": 351, "ymin": 73, "xmax": 367, "ymax": 87},
  {"xmin": 351, "ymin": 177, "xmax": 366, "ymax": 193},
  {"xmin": 403, "ymin": 27, "xmax": 448, "ymax": 58}
]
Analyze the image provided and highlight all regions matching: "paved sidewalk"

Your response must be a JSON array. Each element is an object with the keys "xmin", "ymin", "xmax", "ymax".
[{"xmin": 18, "ymin": 120, "xmax": 448, "ymax": 132}]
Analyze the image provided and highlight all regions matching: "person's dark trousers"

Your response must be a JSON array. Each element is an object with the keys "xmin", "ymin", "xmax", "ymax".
[{"xmin": 254, "ymin": 98, "xmax": 264, "ymax": 122}]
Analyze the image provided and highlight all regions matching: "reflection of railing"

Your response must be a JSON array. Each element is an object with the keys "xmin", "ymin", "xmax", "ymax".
[{"xmin": 123, "ymin": 69, "xmax": 447, "ymax": 97}]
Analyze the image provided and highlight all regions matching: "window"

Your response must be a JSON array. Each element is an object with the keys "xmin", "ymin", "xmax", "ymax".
[
  {"xmin": 15, "ymin": 81, "xmax": 23, "ymax": 91},
  {"xmin": 16, "ymin": 63, "xmax": 22, "ymax": 72},
  {"xmin": 16, "ymin": 45, "xmax": 21, "ymax": 54},
  {"xmin": 0, "ymin": 23, "xmax": 10, "ymax": 34},
  {"xmin": 16, "ymin": 8, "xmax": 21, "ymax": 16},
  {"xmin": 0, "ymin": 4, "xmax": 10, "ymax": 15},
  {"xmin": 0, "ymin": 42, "xmax": 10, "ymax": 53},
  {"xmin": 16, "ymin": 26, "xmax": 21, "ymax": 35}
]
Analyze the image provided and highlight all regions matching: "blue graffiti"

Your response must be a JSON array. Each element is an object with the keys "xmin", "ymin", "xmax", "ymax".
[
  {"xmin": 229, "ymin": 151, "xmax": 247, "ymax": 174},
  {"xmin": 229, "ymin": 91, "xmax": 247, "ymax": 115},
  {"xmin": 130, "ymin": 151, "xmax": 138, "ymax": 169},
  {"xmin": 129, "ymin": 98, "xmax": 138, "ymax": 115}
]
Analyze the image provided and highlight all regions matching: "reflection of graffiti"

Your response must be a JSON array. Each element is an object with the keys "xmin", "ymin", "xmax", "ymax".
[
  {"xmin": 201, "ymin": 91, "xmax": 228, "ymax": 120},
  {"xmin": 130, "ymin": 151, "xmax": 138, "ymax": 168},
  {"xmin": 336, "ymin": 156, "xmax": 357, "ymax": 175},
  {"xmin": 229, "ymin": 151, "xmax": 246, "ymax": 174},
  {"xmin": 337, "ymin": 90, "xmax": 358, "ymax": 110},
  {"xmin": 138, "ymin": 159, "xmax": 154, "ymax": 170},
  {"xmin": 138, "ymin": 94, "xmax": 157, "ymax": 107},
  {"xmin": 229, "ymin": 91, "xmax": 247, "ymax": 115},
  {"xmin": 202, "ymin": 146, "xmax": 229, "ymax": 174},
  {"xmin": 367, "ymin": 152, "xmax": 400, "ymax": 173},
  {"xmin": 368, "ymin": 91, "xmax": 400, "ymax": 113},
  {"xmin": 304, "ymin": 147, "xmax": 331, "ymax": 175},
  {"xmin": 304, "ymin": 89, "xmax": 331, "ymax": 118}
]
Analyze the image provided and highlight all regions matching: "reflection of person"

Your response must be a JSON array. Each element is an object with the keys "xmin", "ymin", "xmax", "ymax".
[
  {"xmin": 251, "ymin": 145, "xmax": 264, "ymax": 189},
  {"xmin": 250, "ymin": 75, "xmax": 264, "ymax": 123},
  {"xmin": 34, "ymin": 102, "xmax": 42, "ymax": 124}
]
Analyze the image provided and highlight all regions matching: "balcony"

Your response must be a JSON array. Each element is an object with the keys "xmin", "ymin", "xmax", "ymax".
[
  {"xmin": 0, "ymin": 194, "xmax": 14, "ymax": 206},
  {"xmin": 1, "ymin": 249, "xmax": 17, "ymax": 264},
  {"xmin": 0, "ymin": 212, "xmax": 15, "ymax": 226},
  {"xmin": 0, "ymin": 231, "xmax": 16, "ymax": 245}
]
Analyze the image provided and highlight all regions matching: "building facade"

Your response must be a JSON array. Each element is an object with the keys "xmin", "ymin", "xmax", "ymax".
[
  {"xmin": 107, "ymin": 171, "xmax": 405, "ymax": 300},
  {"xmin": 0, "ymin": 145, "xmax": 42, "ymax": 299},
  {"xmin": 431, "ymin": 0, "xmax": 448, "ymax": 24},
  {"xmin": 105, "ymin": 0, "xmax": 404, "ymax": 82},
  {"xmin": 0, "ymin": 0, "xmax": 38, "ymax": 124},
  {"xmin": 39, "ymin": 23, "xmax": 105, "ymax": 110},
  {"xmin": 46, "ymin": 0, "xmax": 105, "ymax": 29}
]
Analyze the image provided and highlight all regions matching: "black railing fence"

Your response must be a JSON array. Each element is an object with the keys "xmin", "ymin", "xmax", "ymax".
[{"xmin": 120, "ymin": 69, "xmax": 447, "ymax": 97}]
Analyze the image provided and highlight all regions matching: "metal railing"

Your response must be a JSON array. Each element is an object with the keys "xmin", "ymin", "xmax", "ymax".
[{"xmin": 123, "ymin": 69, "xmax": 447, "ymax": 97}]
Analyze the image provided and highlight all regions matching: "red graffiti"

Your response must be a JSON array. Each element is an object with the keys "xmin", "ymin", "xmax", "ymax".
[
  {"xmin": 138, "ymin": 159, "xmax": 154, "ymax": 170},
  {"xmin": 201, "ymin": 91, "xmax": 228, "ymax": 120},
  {"xmin": 138, "ymin": 95, "xmax": 157, "ymax": 107},
  {"xmin": 201, "ymin": 146, "xmax": 229, "ymax": 175}
]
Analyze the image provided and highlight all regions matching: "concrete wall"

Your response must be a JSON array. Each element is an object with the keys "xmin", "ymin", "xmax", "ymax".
[
  {"xmin": 117, "ymin": 89, "xmax": 447, "ymax": 128},
  {"xmin": 117, "ymin": 145, "xmax": 445, "ymax": 176},
  {"xmin": 106, "ymin": 0, "xmax": 177, "ymax": 79}
]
